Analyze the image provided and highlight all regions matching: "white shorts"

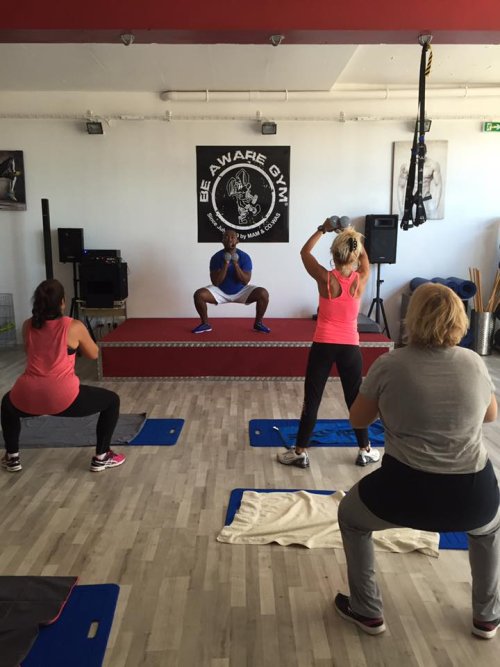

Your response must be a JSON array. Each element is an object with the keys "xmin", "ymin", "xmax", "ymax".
[{"xmin": 205, "ymin": 284, "xmax": 258, "ymax": 305}]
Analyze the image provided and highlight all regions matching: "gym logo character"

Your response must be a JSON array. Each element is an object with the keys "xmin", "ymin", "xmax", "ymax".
[{"xmin": 226, "ymin": 168, "xmax": 261, "ymax": 225}]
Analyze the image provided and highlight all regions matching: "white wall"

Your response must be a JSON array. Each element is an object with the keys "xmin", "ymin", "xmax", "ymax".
[{"xmin": 0, "ymin": 91, "xmax": 499, "ymax": 341}]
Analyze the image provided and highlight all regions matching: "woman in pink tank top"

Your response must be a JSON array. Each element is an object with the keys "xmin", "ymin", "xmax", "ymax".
[
  {"xmin": 1, "ymin": 279, "xmax": 125, "ymax": 473},
  {"xmin": 278, "ymin": 219, "xmax": 380, "ymax": 469}
]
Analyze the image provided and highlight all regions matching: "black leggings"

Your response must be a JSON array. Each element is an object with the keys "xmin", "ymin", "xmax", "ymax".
[
  {"xmin": 1, "ymin": 385, "xmax": 120, "ymax": 456},
  {"xmin": 296, "ymin": 342, "xmax": 369, "ymax": 449}
]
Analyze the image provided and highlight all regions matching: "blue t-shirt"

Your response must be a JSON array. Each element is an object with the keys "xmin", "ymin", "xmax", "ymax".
[{"xmin": 210, "ymin": 248, "xmax": 252, "ymax": 295}]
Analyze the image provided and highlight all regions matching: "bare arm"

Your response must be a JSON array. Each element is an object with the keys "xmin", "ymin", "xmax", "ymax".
[
  {"xmin": 68, "ymin": 319, "xmax": 99, "ymax": 360},
  {"xmin": 22, "ymin": 319, "xmax": 31, "ymax": 353},
  {"xmin": 300, "ymin": 221, "xmax": 332, "ymax": 283},
  {"xmin": 349, "ymin": 393, "xmax": 379, "ymax": 427},
  {"xmin": 356, "ymin": 246, "xmax": 370, "ymax": 295},
  {"xmin": 210, "ymin": 261, "xmax": 230, "ymax": 287},
  {"xmin": 231, "ymin": 259, "xmax": 251, "ymax": 285},
  {"xmin": 484, "ymin": 393, "xmax": 498, "ymax": 423}
]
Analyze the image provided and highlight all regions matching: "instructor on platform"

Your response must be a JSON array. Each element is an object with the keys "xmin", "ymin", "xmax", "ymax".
[{"xmin": 192, "ymin": 229, "xmax": 270, "ymax": 334}]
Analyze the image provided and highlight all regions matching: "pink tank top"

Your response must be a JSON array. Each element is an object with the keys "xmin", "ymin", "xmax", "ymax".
[
  {"xmin": 10, "ymin": 316, "xmax": 80, "ymax": 415},
  {"xmin": 313, "ymin": 270, "xmax": 360, "ymax": 345}
]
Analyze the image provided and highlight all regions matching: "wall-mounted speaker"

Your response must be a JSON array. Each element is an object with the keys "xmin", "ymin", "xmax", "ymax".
[
  {"xmin": 58, "ymin": 228, "xmax": 84, "ymax": 263},
  {"xmin": 364, "ymin": 215, "xmax": 398, "ymax": 264},
  {"xmin": 79, "ymin": 262, "xmax": 128, "ymax": 307}
]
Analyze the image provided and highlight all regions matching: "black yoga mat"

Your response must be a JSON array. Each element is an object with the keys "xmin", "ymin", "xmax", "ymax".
[{"xmin": 0, "ymin": 575, "xmax": 78, "ymax": 667}]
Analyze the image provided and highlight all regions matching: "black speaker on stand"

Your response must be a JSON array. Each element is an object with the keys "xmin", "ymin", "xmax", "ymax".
[
  {"xmin": 364, "ymin": 214, "xmax": 398, "ymax": 264},
  {"xmin": 364, "ymin": 215, "xmax": 398, "ymax": 339},
  {"xmin": 58, "ymin": 227, "xmax": 85, "ymax": 319},
  {"xmin": 58, "ymin": 228, "xmax": 84, "ymax": 263},
  {"xmin": 41, "ymin": 199, "xmax": 54, "ymax": 280}
]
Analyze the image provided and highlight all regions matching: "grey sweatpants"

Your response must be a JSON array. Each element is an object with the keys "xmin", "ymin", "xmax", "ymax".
[{"xmin": 338, "ymin": 483, "xmax": 500, "ymax": 621}]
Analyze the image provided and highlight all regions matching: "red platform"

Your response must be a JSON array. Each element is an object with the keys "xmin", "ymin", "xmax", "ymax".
[{"xmin": 98, "ymin": 318, "xmax": 394, "ymax": 380}]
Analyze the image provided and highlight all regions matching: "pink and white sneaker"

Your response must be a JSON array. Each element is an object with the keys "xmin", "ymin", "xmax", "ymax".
[
  {"xmin": 90, "ymin": 450, "xmax": 126, "ymax": 472},
  {"xmin": 1, "ymin": 454, "xmax": 22, "ymax": 472}
]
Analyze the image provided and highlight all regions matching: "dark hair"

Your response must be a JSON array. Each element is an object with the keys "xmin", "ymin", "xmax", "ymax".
[{"xmin": 31, "ymin": 279, "xmax": 65, "ymax": 329}]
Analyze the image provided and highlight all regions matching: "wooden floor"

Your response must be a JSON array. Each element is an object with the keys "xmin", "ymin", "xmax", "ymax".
[{"xmin": 0, "ymin": 345, "xmax": 499, "ymax": 667}]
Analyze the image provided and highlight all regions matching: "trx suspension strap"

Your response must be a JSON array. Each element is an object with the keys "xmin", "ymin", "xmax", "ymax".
[{"xmin": 401, "ymin": 36, "xmax": 433, "ymax": 230}]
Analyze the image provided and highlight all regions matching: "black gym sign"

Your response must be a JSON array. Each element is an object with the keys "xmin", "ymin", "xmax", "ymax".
[{"xmin": 196, "ymin": 146, "xmax": 290, "ymax": 243}]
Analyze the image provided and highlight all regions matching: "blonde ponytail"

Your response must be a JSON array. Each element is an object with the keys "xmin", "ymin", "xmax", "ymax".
[{"xmin": 331, "ymin": 227, "xmax": 363, "ymax": 275}]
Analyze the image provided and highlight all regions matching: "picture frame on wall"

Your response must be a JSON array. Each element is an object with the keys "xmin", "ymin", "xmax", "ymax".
[
  {"xmin": 392, "ymin": 140, "xmax": 447, "ymax": 220},
  {"xmin": 0, "ymin": 150, "xmax": 26, "ymax": 211}
]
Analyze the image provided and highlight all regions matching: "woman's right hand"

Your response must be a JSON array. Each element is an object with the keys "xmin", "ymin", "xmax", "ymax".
[{"xmin": 321, "ymin": 218, "xmax": 337, "ymax": 233}]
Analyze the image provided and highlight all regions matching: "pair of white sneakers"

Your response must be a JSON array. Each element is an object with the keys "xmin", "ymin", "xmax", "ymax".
[{"xmin": 277, "ymin": 446, "xmax": 380, "ymax": 469}]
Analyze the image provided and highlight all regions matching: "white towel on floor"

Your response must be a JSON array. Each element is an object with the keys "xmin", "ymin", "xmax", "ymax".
[{"xmin": 217, "ymin": 491, "xmax": 440, "ymax": 557}]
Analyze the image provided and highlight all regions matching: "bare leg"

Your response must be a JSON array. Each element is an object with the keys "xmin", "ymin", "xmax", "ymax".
[
  {"xmin": 193, "ymin": 288, "xmax": 217, "ymax": 324},
  {"xmin": 245, "ymin": 287, "xmax": 269, "ymax": 325}
]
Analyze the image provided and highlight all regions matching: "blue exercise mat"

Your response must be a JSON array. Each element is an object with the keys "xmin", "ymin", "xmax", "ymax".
[
  {"xmin": 225, "ymin": 488, "xmax": 467, "ymax": 550},
  {"xmin": 409, "ymin": 276, "xmax": 476, "ymax": 300},
  {"xmin": 128, "ymin": 418, "xmax": 184, "ymax": 446},
  {"xmin": 23, "ymin": 584, "xmax": 119, "ymax": 667},
  {"xmin": 439, "ymin": 531, "xmax": 468, "ymax": 550},
  {"xmin": 249, "ymin": 419, "xmax": 385, "ymax": 447}
]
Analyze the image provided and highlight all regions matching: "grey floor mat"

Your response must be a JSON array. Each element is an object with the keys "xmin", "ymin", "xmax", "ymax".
[{"xmin": 0, "ymin": 413, "xmax": 146, "ymax": 448}]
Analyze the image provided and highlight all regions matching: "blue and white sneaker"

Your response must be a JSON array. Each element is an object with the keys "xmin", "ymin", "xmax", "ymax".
[
  {"xmin": 192, "ymin": 322, "xmax": 213, "ymax": 334},
  {"xmin": 254, "ymin": 321, "xmax": 271, "ymax": 334},
  {"xmin": 277, "ymin": 449, "xmax": 310, "ymax": 468},
  {"xmin": 355, "ymin": 447, "xmax": 380, "ymax": 467}
]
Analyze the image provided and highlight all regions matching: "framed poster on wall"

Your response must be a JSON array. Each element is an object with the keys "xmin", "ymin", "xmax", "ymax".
[
  {"xmin": 392, "ymin": 140, "xmax": 447, "ymax": 220},
  {"xmin": 197, "ymin": 146, "xmax": 290, "ymax": 242},
  {"xmin": 0, "ymin": 150, "xmax": 26, "ymax": 211}
]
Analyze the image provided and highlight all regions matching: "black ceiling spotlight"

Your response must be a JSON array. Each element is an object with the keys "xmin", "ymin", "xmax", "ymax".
[
  {"xmin": 261, "ymin": 121, "xmax": 277, "ymax": 135},
  {"xmin": 86, "ymin": 121, "xmax": 104, "ymax": 135}
]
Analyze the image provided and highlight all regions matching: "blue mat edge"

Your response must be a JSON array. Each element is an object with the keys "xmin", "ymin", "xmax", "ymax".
[
  {"xmin": 22, "ymin": 583, "xmax": 120, "ymax": 667},
  {"xmin": 249, "ymin": 418, "xmax": 385, "ymax": 447},
  {"xmin": 225, "ymin": 488, "xmax": 467, "ymax": 550},
  {"xmin": 129, "ymin": 418, "xmax": 184, "ymax": 446}
]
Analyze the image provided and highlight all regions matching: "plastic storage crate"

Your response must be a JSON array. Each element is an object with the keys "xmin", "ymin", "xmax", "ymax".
[{"xmin": 0, "ymin": 293, "xmax": 16, "ymax": 346}]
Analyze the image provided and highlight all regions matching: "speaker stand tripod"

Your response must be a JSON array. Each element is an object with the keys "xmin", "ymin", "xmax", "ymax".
[
  {"xmin": 69, "ymin": 261, "xmax": 80, "ymax": 320},
  {"xmin": 367, "ymin": 263, "xmax": 391, "ymax": 339}
]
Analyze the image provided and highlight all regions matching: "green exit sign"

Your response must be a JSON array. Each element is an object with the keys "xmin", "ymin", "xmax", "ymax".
[{"xmin": 483, "ymin": 122, "xmax": 500, "ymax": 132}]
